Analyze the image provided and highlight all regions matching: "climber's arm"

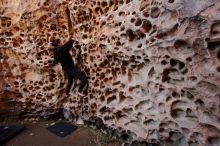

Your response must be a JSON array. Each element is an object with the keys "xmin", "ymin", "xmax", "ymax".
[
  {"xmin": 54, "ymin": 54, "xmax": 59, "ymax": 64},
  {"xmin": 61, "ymin": 38, "xmax": 74, "ymax": 52},
  {"xmin": 53, "ymin": 47, "xmax": 60, "ymax": 64}
]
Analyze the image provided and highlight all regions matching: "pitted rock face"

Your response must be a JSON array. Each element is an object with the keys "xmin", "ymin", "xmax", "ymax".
[{"xmin": 0, "ymin": 0, "xmax": 220, "ymax": 145}]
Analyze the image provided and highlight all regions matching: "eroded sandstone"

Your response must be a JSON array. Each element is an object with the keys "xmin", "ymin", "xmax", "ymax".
[{"xmin": 0, "ymin": 0, "xmax": 220, "ymax": 145}]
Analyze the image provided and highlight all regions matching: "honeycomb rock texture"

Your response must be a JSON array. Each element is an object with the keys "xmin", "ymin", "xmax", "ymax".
[{"xmin": 1, "ymin": 0, "xmax": 220, "ymax": 145}]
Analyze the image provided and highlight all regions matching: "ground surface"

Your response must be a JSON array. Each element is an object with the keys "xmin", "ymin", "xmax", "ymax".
[{"xmin": 2, "ymin": 121, "xmax": 122, "ymax": 146}]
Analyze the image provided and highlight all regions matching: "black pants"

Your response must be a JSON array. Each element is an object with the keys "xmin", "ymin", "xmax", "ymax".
[{"xmin": 64, "ymin": 68, "xmax": 87, "ymax": 95}]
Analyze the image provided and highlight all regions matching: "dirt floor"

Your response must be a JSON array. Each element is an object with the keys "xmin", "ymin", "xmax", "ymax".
[{"xmin": 2, "ymin": 120, "xmax": 122, "ymax": 146}]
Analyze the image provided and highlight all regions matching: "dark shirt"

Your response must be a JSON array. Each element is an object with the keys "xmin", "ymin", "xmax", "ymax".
[{"xmin": 53, "ymin": 39, "xmax": 74, "ymax": 71}]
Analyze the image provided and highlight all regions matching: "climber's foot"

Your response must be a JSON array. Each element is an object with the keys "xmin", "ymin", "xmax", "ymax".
[
  {"xmin": 77, "ymin": 91, "xmax": 86, "ymax": 97},
  {"xmin": 65, "ymin": 93, "xmax": 71, "ymax": 98}
]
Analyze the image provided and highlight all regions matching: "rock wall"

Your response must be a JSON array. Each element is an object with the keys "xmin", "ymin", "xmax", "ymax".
[{"xmin": 1, "ymin": 0, "xmax": 220, "ymax": 145}]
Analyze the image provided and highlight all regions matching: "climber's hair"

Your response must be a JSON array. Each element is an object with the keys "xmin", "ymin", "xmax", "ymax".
[{"xmin": 50, "ymin": 39, "xmax": 60, "ymax": 47}]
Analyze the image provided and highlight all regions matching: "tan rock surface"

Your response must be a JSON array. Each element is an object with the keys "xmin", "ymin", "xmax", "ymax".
[{"xmin": 0, "ymin": 0, "xmax": 220, "ymax": 145}]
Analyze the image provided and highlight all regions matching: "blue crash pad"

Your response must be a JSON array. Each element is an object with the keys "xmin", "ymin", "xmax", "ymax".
[
  {"xmin": 0, "ymin": 124, "xmax": 25, "ymax": 145},
  {"xmin": 47, "ymin": 121, "xmax": 78, "ymax": 137}
]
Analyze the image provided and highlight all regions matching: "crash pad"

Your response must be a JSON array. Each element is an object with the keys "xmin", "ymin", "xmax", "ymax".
[
  {"xmin": 0, "ymin": 124, "xmax": 25, "ymax": 145},
  {"xmin": 47, "ymin": 121, "xmax": 78, "ymax": 137}
]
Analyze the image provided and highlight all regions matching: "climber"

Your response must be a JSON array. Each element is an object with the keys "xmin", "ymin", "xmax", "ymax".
[{"xmin": 50, "ymin": 38, "xmax": 87, "ymax": 97}]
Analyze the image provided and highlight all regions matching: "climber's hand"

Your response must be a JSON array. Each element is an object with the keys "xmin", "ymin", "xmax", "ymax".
[{"xmin": 69, "ymin": 34, "xmax": 74, "ymax": 40}]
